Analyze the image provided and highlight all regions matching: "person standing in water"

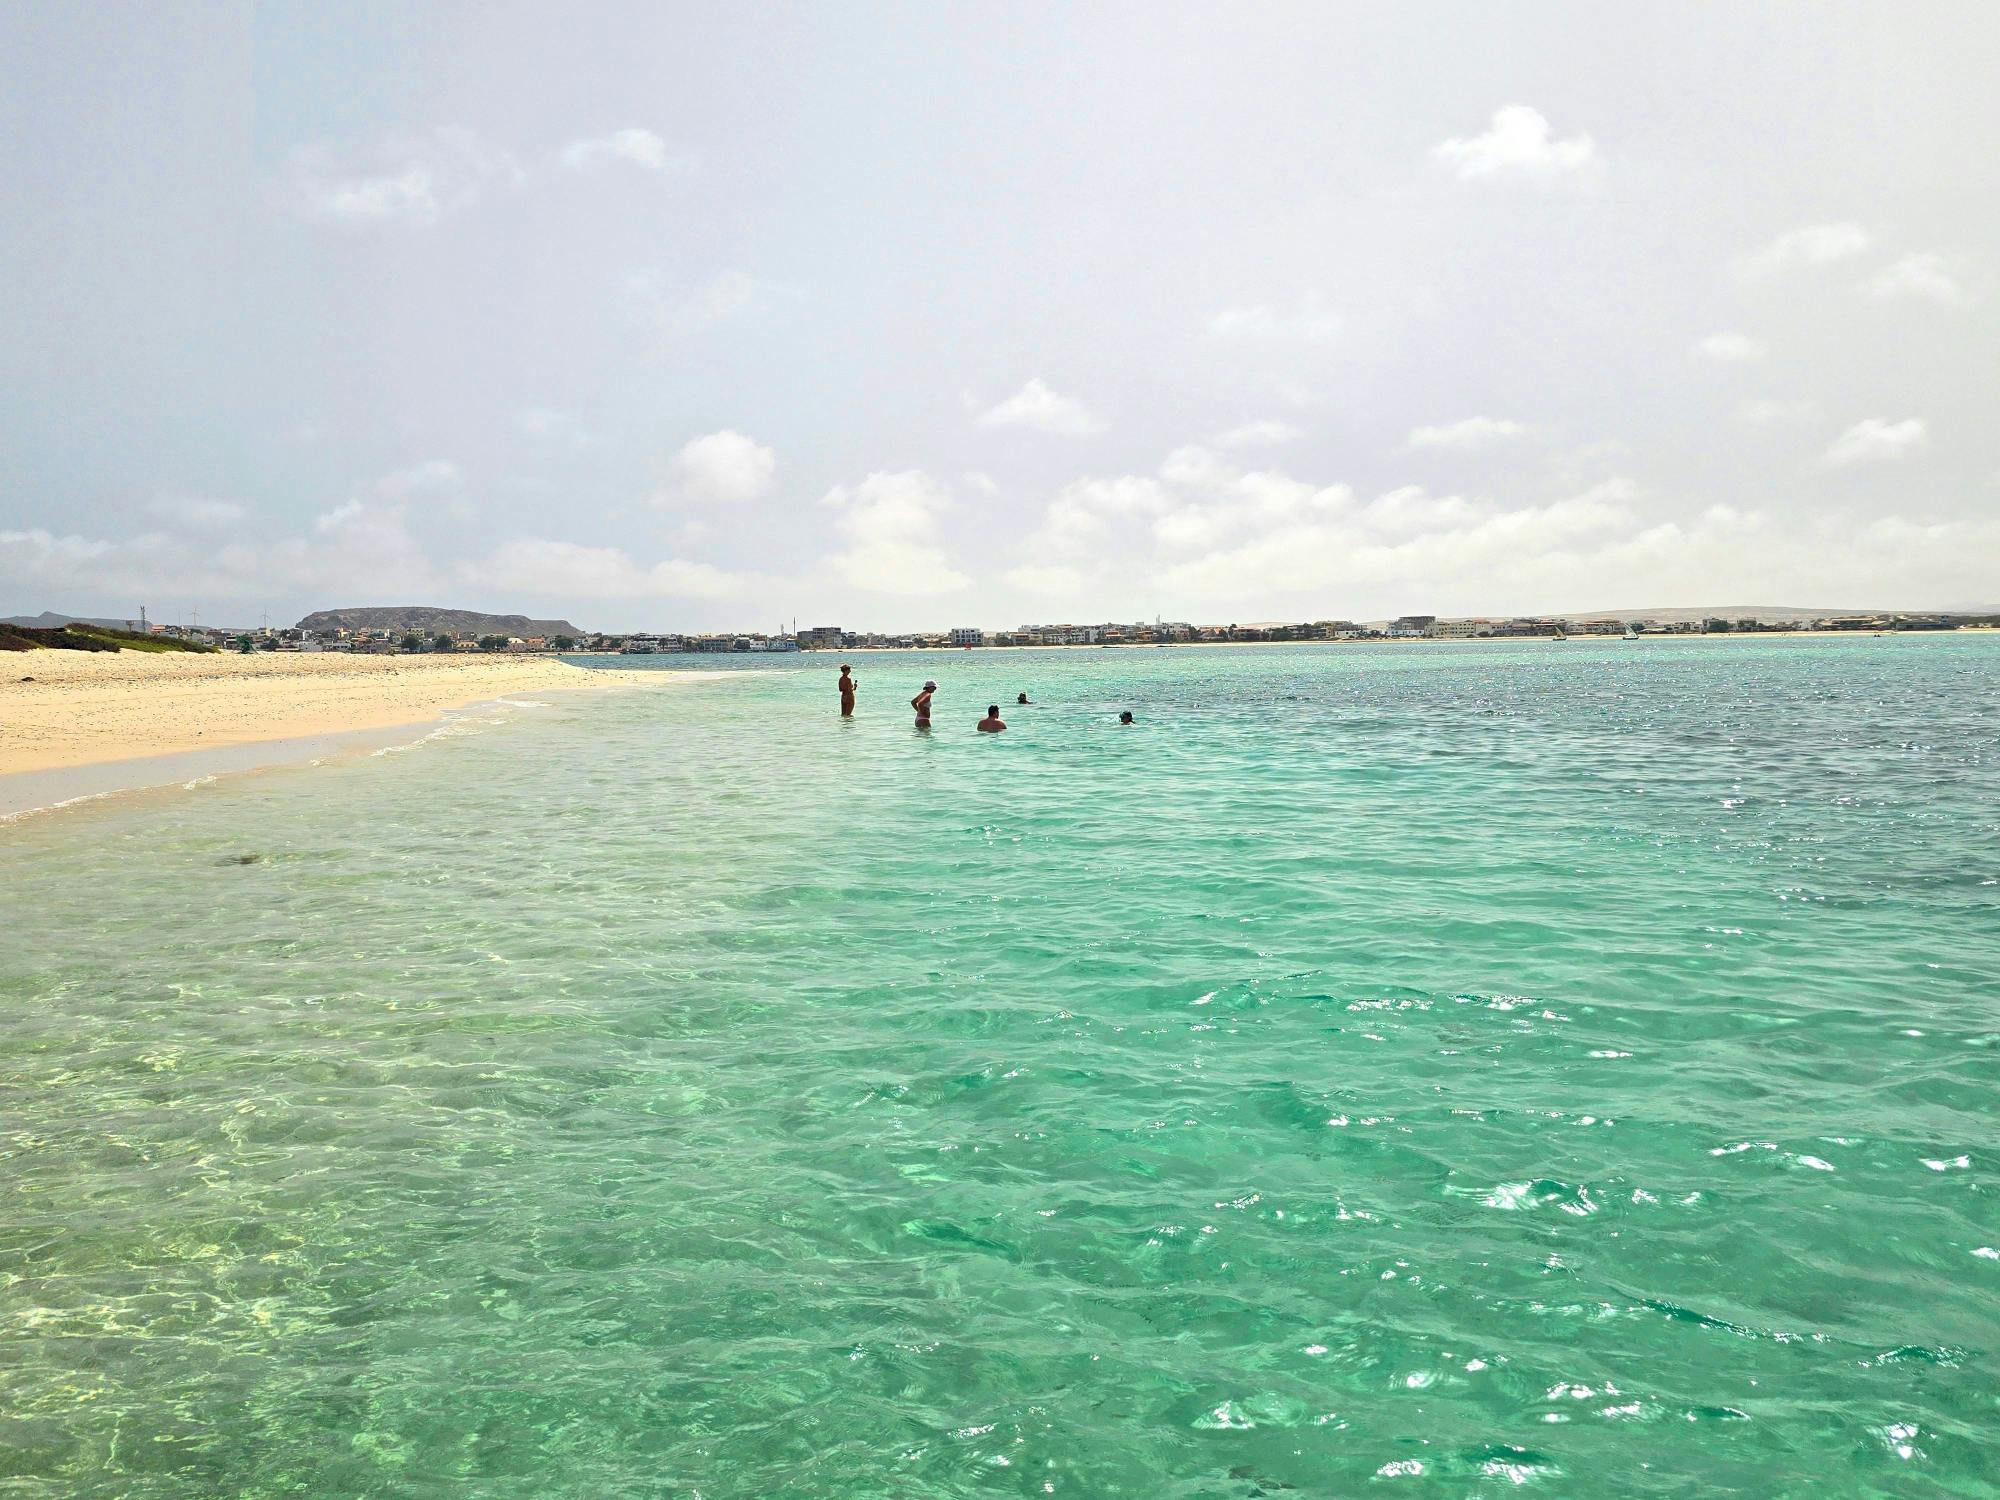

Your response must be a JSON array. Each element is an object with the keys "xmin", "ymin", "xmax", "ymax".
[
  {"xmin": 1016, "ymin": 692, "xmax": 1029, "ymax": 705},
  {"xmin": 911, "ymin": 680, "xmax": 936, "ymax": 729},
  {"xmin": 838, "ymin": 664, "xmax": 857, "ymax": 717},
  {"xmin": 978, "ymin": 704, "xmax": 1007, "ymax": 733}
]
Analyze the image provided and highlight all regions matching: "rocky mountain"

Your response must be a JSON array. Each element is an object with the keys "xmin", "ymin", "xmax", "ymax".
[{"xmin": 294, "ymin": 606, "xmax": 585, "ymax": 637}]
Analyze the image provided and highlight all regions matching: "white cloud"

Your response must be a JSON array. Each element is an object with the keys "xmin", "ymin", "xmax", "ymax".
[
  {"xmin": 1027, "ymin": 474, "xmax": 1174, "ymax": 554},
  {"xmin": 286, "ymin": 125, "xmax": 686, "ymax": 228},
  {"xmin": 1360, "ymin": 484, "xmax": 1484, "ymax": 537},
  {"xmin": 962, "ymin": 471, "xmax": 1000, "ymax": 496},
  {"xmin": 1867, "ymin": 252, "xmax": 1968, "ymax": 305},
  {"xmin": 1736, "ymin": 222, "xmax": 1872, "ymax": 277},
  {"xmin": 1155, "ymin": 480, "xmax": 1633, "ymax": 601},
  {"xmin": 519, "ymin": 408, "xmax": 593, "ymax": 447},
  {"xmin": 665, "ymin": 430, "xmax": 777, "ymax": 505},
  {"xmin": 1822, "ymin": 418, "xmax": 1928, "ymax": 468},
  {"xmin": 1407, "ymin": 416, "xmax": 1529, "ymax": 450},
  {"xmin": 1152, "ymin": 505, "xmax": 1232, "ymax": 553},
  {"xmin": 976, "ymin": 378, "xmax": 1104, "ymax": 435},
  {"xmin": 0, "ymin": 527, "xmax": 296, "ymax": 611},
  {"xmin": 367, "ymin": 460, "xmax": 470, "ymax": 519},
  {"xmin": 993, "ymin": 439, "xmax": 1994, "ymax": 621},
  {"xmin": 626, "ymin": 268, "xmax": 796, "ymax": 336},
  {"xmin": 1207, "ymin": 295, "xmax": 1341, "ymax": 341},
  {"xmin": 460, "ymin": 539, "xmax": 740, "ymax": 599},
  {"xmin": 285, "ymin": 127, "xmax": 522, "ymax": 226},
  {"xmin": 558, "ymin": 128, "xmax": 684, "ymax": 173},
  {"xmin": 1023, "ymin": 451, "xmax": 1346, "ymax": 562},
  {"xmin": 1695, "ymin": 332, "xmax": 1766, "ymax": 362},
  {"xmin": 820, "ymin": 470, "xmax": 969, "ymax": 593},
  {"xmin": 1736, "ymin": 397, "xmax": 1818, "ymax": 426},
  {"xmin": 0, "ymin": 504, "xmax": 751, "ymax": 614},
  {"xmin": 1002, "ymin": 563, "xmax": 1090, "ymax": 595},
  {"xmin": 1433, "ymin": 105, "xmax": 1599, "ymax": 182},
  {"xmin": 1158, "ymin": 445, "xmax": 1234, "ymax": 487},
  {"xmin": 0, "ymin": 528, "xmax": 113, "ymax": 575},
  {"xmin": 147, "ymin": 496, "xmax": 246, "ymax": 529},
  {"xmin": 281, "ymin": 498, "xmax": 440, "ymax": 597},
  {"xmin": 1212, "ymin": 419, "xmax": 1303, "ymax": 449},
  {"xmin": 373, "ymin": 460, "xmax": 464, "ymax": 501}
]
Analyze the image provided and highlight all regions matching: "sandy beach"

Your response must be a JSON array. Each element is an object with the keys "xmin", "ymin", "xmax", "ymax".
[{"xmin": 0, "ymin": 650, "xmax": 664, "ymax": 778}]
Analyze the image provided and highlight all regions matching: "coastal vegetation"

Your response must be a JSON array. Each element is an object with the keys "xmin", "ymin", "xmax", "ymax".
[
  {"xmin": 71, "ymin": 623, "xmax": 218, "ymax": 652},
  {"xmin": 0, "ymin": 623, "xmax": 217, "ymax": 653}
]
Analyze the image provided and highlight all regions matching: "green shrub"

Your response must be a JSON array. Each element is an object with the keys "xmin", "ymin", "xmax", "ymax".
[{"xmin": 4, "ymin": 625, "xmax": 118, "ymax": 651}]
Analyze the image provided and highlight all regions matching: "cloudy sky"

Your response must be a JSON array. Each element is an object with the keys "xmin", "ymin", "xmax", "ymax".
[{"xmin": 2, "ymin": 3, "xmax": 1996, "ymax": 630}]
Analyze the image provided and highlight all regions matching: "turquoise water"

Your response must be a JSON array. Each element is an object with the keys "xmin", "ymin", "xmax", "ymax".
[{"xmin": 3, "ymin": 638, "xmax": 1997, "ymax": 1497}]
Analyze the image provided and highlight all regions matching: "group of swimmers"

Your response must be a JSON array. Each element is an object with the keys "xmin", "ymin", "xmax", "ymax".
[{"xmin": 836, "ymin": 664, "xmax": 1135, "ymax": 731}]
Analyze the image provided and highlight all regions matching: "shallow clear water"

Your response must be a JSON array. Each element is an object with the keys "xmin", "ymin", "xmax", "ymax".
[{"xmin": 3, "ymin": 638, "xmax": 1997, "ymax": 1497}]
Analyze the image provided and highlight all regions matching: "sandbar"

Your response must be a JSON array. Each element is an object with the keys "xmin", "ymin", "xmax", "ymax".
[{"xmin": 0, "ymin": 651, "xmax": 665, "ymax": 780}]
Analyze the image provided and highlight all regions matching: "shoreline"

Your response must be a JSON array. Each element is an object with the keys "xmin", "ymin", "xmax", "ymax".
[
  {"xmin": 0, "ymin": 716, "xmax": 450, "ymax": 821},
  {"xmin": 0, "ymin": 652, "xmax": 677, "ymax": 817}
]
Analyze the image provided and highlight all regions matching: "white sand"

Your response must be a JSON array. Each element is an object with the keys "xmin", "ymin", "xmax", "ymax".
[{"xmin": 0, "ymin": 650, "xmax": 668, "ymax": 778}]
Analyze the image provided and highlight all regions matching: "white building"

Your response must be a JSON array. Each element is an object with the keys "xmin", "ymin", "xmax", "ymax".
[{"xmin": 949, "ymin": 626, "xmax": 985, "ymax": 646}]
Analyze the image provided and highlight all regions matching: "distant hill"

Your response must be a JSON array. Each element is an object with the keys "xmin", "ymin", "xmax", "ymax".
[
  {"xmin": 2, "ymin": 610, "xmax": 146, "ymax": 630},
  {"xmin": 295, "ymin": 606, "xmax": 584, "ymax": 637}
]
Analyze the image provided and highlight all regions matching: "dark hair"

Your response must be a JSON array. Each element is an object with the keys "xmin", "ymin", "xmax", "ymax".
[
  {"xmin": 987, "ymin": 705, "xmax": 1000, "ymax": 715},
  {"xmin": 1017, "ymin": 692, "xmax": 1028, "ymax": 702},
  {"xmin": 1119, "ymin": 710, "xmax": 1134, "ymax": 722}
]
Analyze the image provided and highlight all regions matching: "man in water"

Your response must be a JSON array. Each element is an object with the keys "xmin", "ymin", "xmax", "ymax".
[
  {"xmin": 838, "ymin": 664, "xmax": 857, "ymax": 717},
  {"xmin": 978, "ymin": 704, "xmax": 1007, "ymax": 733},
  {"xmin": 1016, "ymin": 692, "xmax": 1029, "ymax": 704},
  {"xmin": 1118, "ymin": 710, "xmax": 1135, "ymax": 725},
  {"xmin": 911, "ymin": 680, "xmax": 936, "ymax": 729}
]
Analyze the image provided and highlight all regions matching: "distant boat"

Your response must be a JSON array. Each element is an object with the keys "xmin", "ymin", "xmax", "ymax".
[{"xmin": 1622, "ymin": 626, "xmax": 1639, "ymax": 641}]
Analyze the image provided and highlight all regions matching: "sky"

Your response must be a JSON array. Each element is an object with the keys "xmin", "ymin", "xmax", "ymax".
[{"xmin": 2, "ymin": 2, "xmax": 1996, "ymax": 632}]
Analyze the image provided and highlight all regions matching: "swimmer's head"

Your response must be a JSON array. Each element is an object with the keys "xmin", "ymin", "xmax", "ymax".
[
  {"xmin": 988, "ymin": 705, "xmax": 1000, "ymax": 716},
  {"xmin": 1119, "ymin": 710, "xmax": 1135, "ymax": 724},
  {"xmin": 923, "ymin": 680, "xmax": 937, "ymax": 691}
]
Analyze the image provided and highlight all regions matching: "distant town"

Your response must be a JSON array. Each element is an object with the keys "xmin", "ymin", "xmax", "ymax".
[{"xmin": 19, "ymin": 606, "xmax": 1992, "ymax": 656}]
